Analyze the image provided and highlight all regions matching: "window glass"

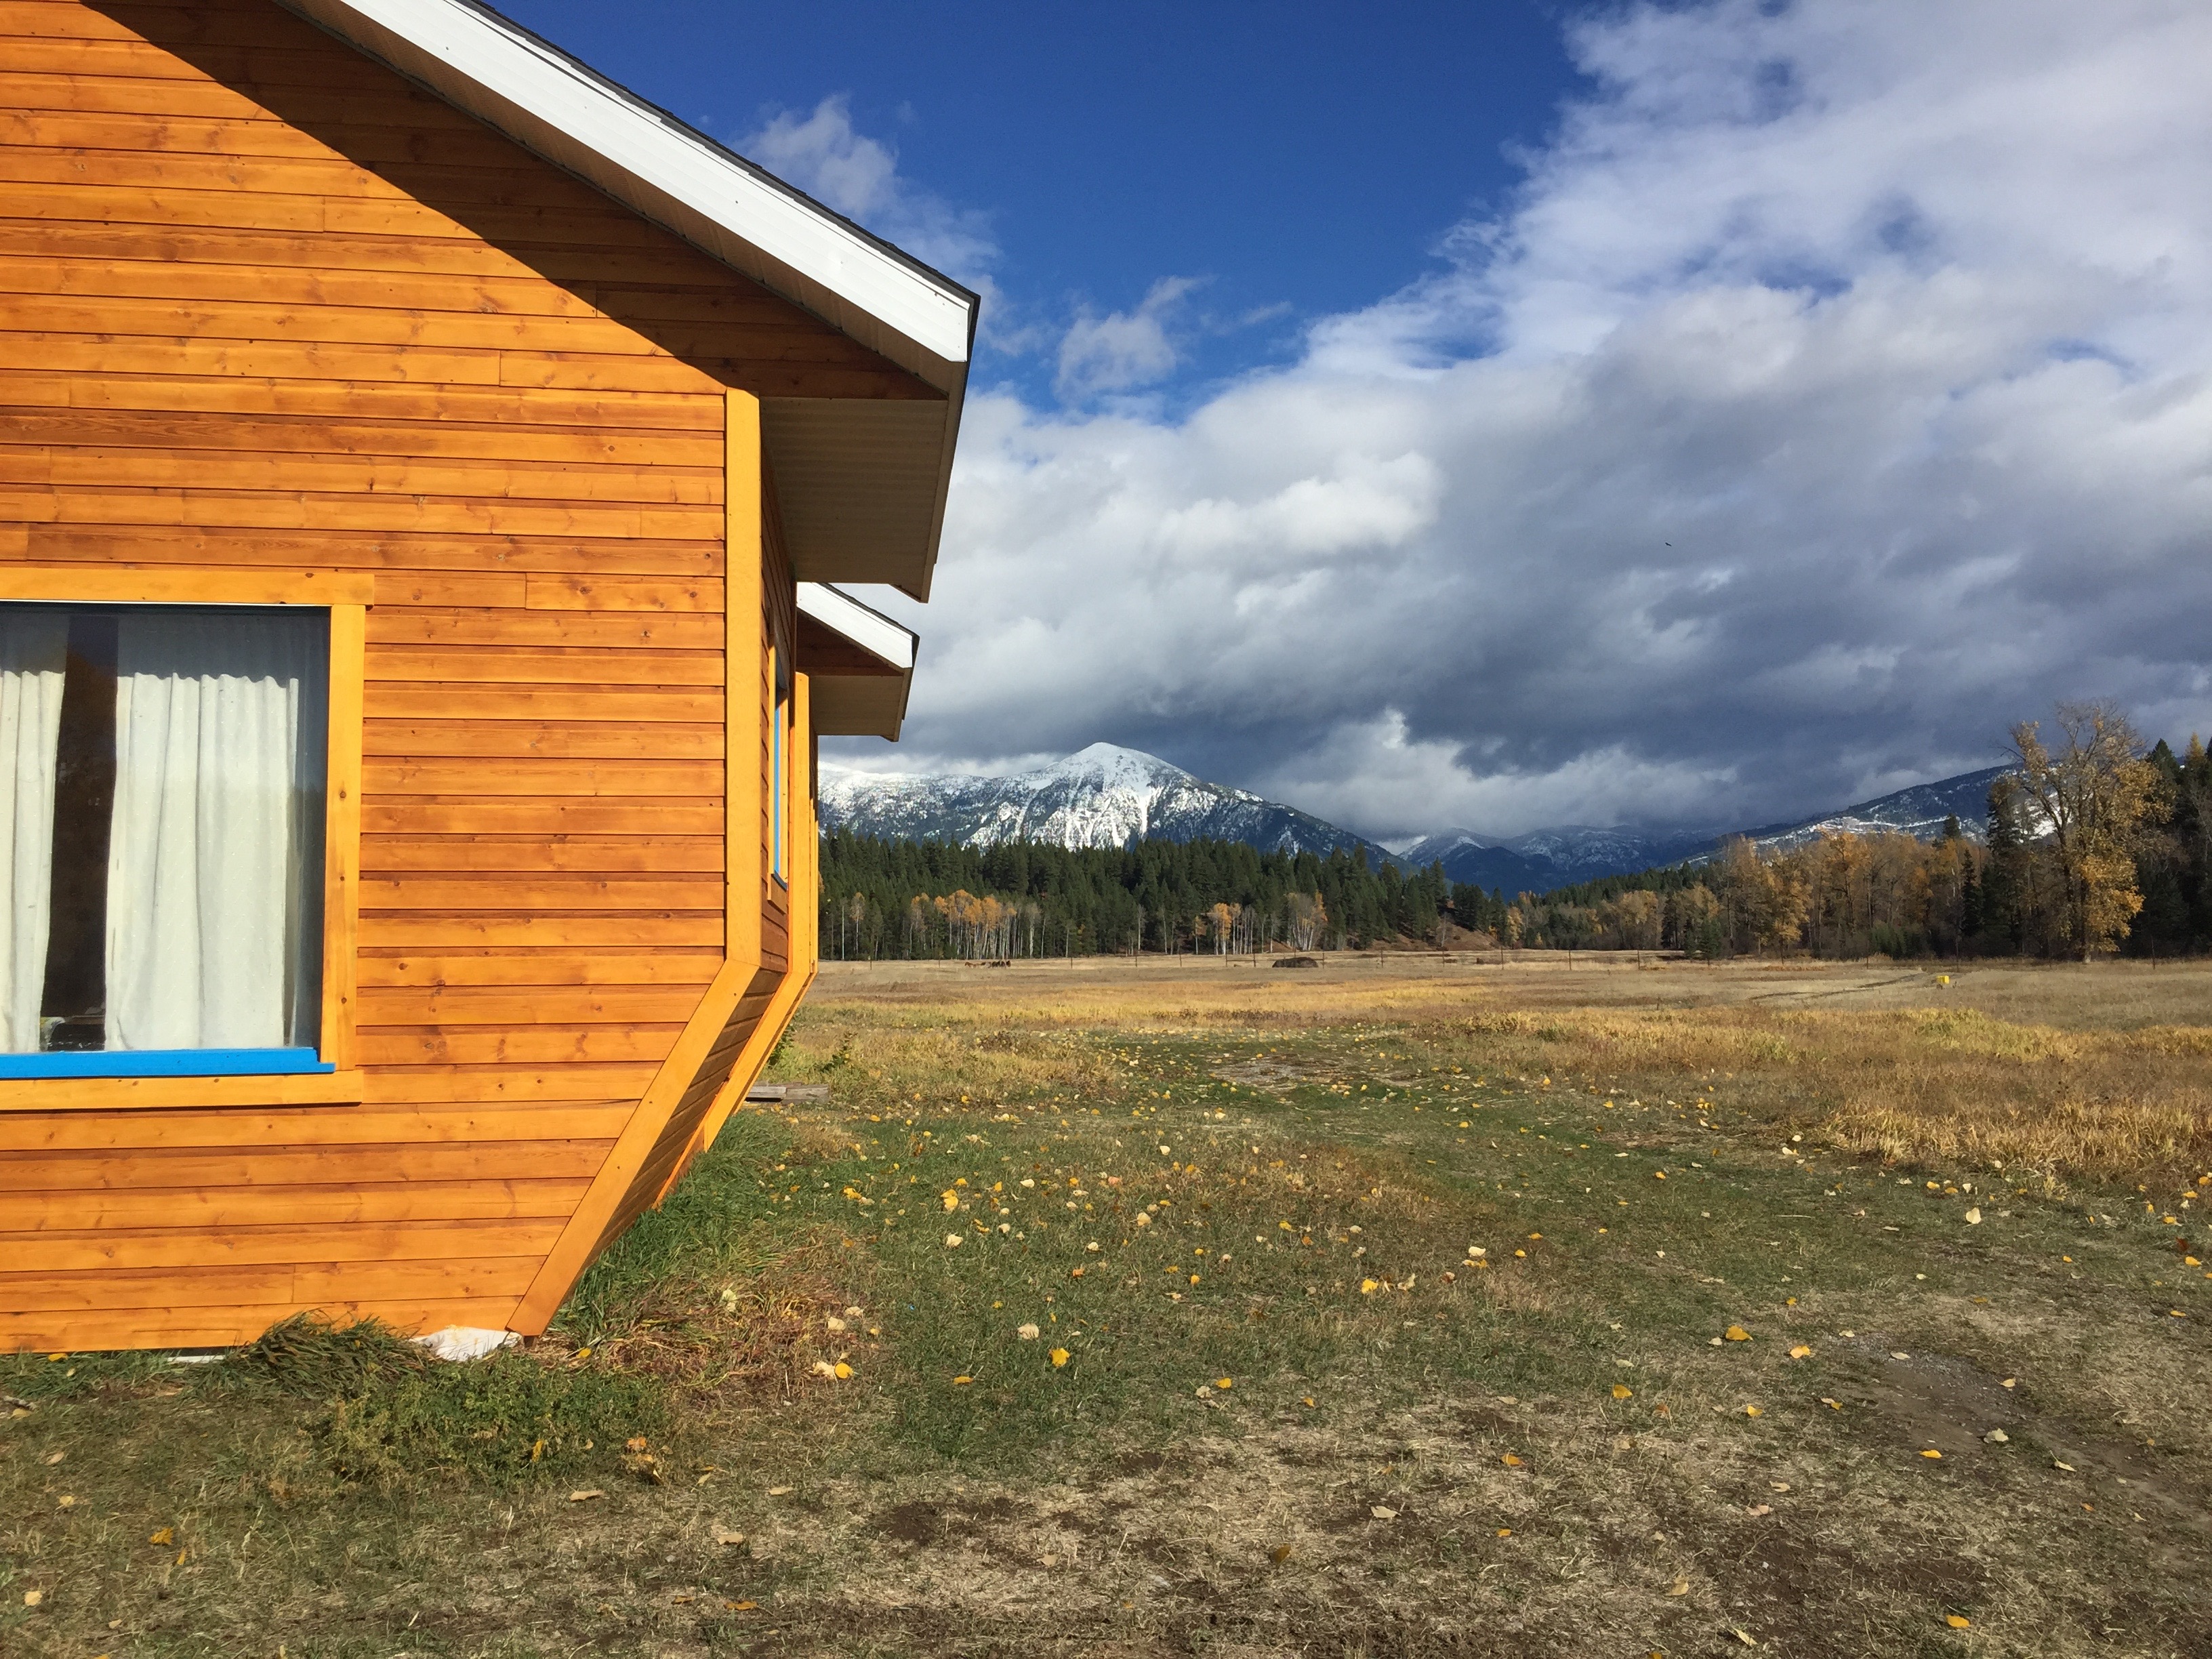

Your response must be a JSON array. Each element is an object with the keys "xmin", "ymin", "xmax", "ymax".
[
  {"xmin": 0, "ymin": 604, "xmax": 327, "ymax": 1054},
  {"xmin": 771, "ymin": 684, "xmax": 787, "ymax": 883}
]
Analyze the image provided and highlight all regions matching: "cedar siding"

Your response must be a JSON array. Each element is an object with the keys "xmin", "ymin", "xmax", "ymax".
[{"xmin": 0, "ymin": 0, "xmax": 871, "ymax": 1351}]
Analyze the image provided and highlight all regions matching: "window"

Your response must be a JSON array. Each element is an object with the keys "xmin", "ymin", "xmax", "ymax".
[
  {"xmin": 0, "ymin": 603, "xmax": 330, "ymax": 1076},
  {"xmin": 771, "ymin": 649, "xmax": 790, "ymax": 886}
]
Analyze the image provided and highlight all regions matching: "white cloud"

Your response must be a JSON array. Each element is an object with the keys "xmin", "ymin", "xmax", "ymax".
[
  {"xmin": 1054, "ymin": 276, "xmax": 1202, "ymax": 400},
  {"xmin": 840, "ymin": 0, "xmax": 2212, "ymax": 840},
  {"xmin": 739, "ymin": 97, "xmax": 1011, "ymax": 330}
]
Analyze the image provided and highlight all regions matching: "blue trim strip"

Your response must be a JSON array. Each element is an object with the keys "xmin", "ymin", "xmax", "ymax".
[{"xmin": 0, "ymin": 1047, "xmax": 334, "ymax": 1079}]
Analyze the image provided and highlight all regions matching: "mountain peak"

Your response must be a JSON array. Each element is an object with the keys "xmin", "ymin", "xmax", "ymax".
[
  {"xmin": 1029, "ymin": 742, "xmax": 1194, "ymax": 787},
  {"xmin": 820, "ymin": 743, "xmax": 1378, "ymax": 861}
]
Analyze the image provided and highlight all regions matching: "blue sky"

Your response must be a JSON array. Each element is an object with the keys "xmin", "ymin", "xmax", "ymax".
[
  {"xmin": 506, "ymin": 1, "xmax": 2212, "ymax": 842},
  {"xmin": 501, "ymin": 0, "xmax": 1578, "ymax": 404}
]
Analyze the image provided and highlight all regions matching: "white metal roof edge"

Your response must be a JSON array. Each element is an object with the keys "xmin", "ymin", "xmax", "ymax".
[
  {"xmin": 798, "ymin": 583, "xmax": 918, "ymax": 672},
  {"xmin": 276, "ymin": 0, "xmax": 977, "ymax": 377}
]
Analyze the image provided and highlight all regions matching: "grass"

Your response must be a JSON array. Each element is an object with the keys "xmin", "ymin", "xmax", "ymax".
[{"xmin": 5, "ymin": 954, "xmax": 2211, "ymax": 1656}]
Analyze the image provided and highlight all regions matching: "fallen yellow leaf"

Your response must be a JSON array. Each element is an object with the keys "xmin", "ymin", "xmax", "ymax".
[
  {"xmin": 569, "ymin": 1489, "xmax": 605, "ymax": 1502},
  {"xmin": 1371, "ymin": 1504, "xmax": 1397, "ymax": 1519},
  {"xmin": 951, "ymin": 1375, "xmax": 973, "ymax": 1385},
  {"xmin": 1725, "ymin": 1326, "xmax": 1751, "ymax": 1342},
  {"xmin": 1612, "ymin": 1384, "xmax": 1633, "ymax": 1399},
  {"xmin": 941, "ymin": 1190, "xmax": 959, "ymax": 1212},
  {"xmin": 1946, "ymin": 1614, "xmax": 1971, "ymax": 1628},
  {"xmin": 1360, "ymin": 1278, "xmax": 1379, "ymax": 1294},
  {"xmin": 149, "ymin": 1526, "xmax": 173, "ymax": 1546},
  {"xmin": 1050, "ymin": 1347, "xmax": 1071, "ymax": 1368},
  {"xmin": 1501, "ymin": 1453, "xmax": 1524, "ymax": 1467},
  {"xmin": 1669, "ymin": 1580, "xmax": 1689, "ymax": 1596},
  {"xmin": 833, "ymin": 1361, "xmax": 853, "ymax": 1380},
  {"xmin": 1214, "ymin": 1377, "xmax": 1233, "ymax": 1389},
  {"xmin": 1921, "ymin": 1449, "xmax": 1943, "ymax": 1459},
  {"xmin": 1788, "ymin": 1345, "xmax": 1813, "ymax": 1359},
  {"xmin": 1743, "ymin": 1405, "xmax": 1762, "ymax": 1417}
]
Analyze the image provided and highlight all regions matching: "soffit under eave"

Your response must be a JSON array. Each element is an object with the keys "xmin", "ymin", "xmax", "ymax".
[
  {"xmin": 764, "ymin": 399, "xmax": 958, "ymax": 600},
  {"xmin": 809, "ymin": 674, "xmax": 912, "ymax": 742}
]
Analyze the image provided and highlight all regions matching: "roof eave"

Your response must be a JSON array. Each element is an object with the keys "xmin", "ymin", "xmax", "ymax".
[{"xmin": 273, "ymin": 0, "xmax": 978, "ymax": 392}]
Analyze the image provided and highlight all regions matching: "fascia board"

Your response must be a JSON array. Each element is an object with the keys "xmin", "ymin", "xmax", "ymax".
[
  {"xmin": 798, "ymin": 583, "xmax": 918, "ymax": 672},
  {"xmin": 276, "ymin": 0, "xmax": 976, "ymax": 385}
]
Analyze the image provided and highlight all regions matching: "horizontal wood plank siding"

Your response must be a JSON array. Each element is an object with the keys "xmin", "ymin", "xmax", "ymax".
[{"xmin": 0, "ymin": 0, "xmax": 842, "ymax": 1350}]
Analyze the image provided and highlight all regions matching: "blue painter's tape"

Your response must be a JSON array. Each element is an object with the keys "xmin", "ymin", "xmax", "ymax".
[{"xmin": 0, "ymin": 1047, "xmax": 335, "ymax": 1079}]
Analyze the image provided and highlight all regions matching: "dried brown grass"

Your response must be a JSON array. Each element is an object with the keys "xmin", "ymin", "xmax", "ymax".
[{"xmin": 810, "ymin": 956, "xmax": 2212, "ymax": 1188}]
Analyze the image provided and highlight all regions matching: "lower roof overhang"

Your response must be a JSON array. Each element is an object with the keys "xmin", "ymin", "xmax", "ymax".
[{"xmin": 796, "ymin": 583, "xmax": 917, "ymax": 741}]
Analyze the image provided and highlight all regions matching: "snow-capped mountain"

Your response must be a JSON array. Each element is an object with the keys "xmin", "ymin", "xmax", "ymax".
[
  {"xmin": 818, "ymin": 743, "xmax": 1385, "ymax": 861},
  {"xmin": 1390, "ymin": 766, "xmax": 2014, "ymax": 889},
  {"xmin": 1719, "ymin": 764, "xmax": 2013, "ymax": 859}
]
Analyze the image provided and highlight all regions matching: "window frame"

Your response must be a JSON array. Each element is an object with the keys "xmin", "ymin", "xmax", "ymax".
[
  {"xmin": 770, "ymin": 649, "xmax": 790, "ymax": 890},
  {"xmin": 0, "ymin": 567, "xmax": 367, "ymax": 1111}
]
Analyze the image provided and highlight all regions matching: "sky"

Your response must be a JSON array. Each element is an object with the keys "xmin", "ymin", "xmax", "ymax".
[{"xmin": 510, "ymin": 0, "xmax": 2212, "ymax": 842}]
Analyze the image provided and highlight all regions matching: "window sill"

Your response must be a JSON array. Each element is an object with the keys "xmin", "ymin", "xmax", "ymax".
[
  {"xmin": 0, "ymin": 1048, "xmax": 333, "ymax": 1080},
  {"xmin": 0, "ymin": 1064, "xmax": 364, "ymax": 1112}
]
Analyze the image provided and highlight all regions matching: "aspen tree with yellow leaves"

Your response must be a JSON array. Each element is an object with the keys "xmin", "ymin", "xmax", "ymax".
[{"xmin": 2009, "ymin": 702, "xmax": 2165, "ymax": 960}]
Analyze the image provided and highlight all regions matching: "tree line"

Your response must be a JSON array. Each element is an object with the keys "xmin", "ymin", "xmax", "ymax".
[
  {"xmin": 815, "ymin": 833, "xmax": 1499, "ymax": 960},
  {"xmin": 1526, "ymin": 705, "xmax": 2211, "ymax": 961},
  {"xmin": 820, "ymin": 705, "xmax": 2212, "ymax": 964}
]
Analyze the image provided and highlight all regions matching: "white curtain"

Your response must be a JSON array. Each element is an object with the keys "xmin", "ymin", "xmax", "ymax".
[
  {"xmin": 0, "ymin": 611, "xmax": 66, "ymax": 1052},
  {"xmin": 106, "ymin": 611, "xmax": 325, "ymax": 1051}
]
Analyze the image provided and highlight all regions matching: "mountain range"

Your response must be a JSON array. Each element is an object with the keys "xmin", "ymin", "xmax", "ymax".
[
  {"xmin": 819, "ymin": 743, "xmax": 2014, "ymax": 893},
  {"xmin": 817, "ymin": 742, "xmax": 1379, "ymax": 861}
]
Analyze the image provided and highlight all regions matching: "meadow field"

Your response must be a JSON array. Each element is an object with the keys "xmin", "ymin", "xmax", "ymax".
[{"xmin": 6, "ymin": 953, "xmax": 2211, "ymax": 1658}]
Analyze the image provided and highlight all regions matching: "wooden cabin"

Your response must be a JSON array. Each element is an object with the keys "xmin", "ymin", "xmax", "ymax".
[{"xmin": 0, "ymin": 0, "xmax": 967, "ymax": 1353}]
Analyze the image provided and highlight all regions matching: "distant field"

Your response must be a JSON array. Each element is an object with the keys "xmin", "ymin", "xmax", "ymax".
[{"xmin": 7, "ymin": 954, "xmax": 2211, "ymax": 1657}]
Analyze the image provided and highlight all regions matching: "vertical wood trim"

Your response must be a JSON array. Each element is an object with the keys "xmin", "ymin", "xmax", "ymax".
[
  {"xmin": 505, "ymin": 958, "xmax": 749, "ymax": 1334},
  {"xmin": 801, "ymin": 674, "xmax": 819, "ymax": 966},
  {"xmin": 725, "ymin": 389, "xmax": 763, "ymax": 973},
  {"xmin": 506, "ymin": 394, "xmax": 767, "ymax": 1332},
  {"xmin": 320, "ymin": 602, "xmax": 365, "ymax": 1069},
  {"xmin": 682, "ymin": 671, "xmax": 820, "ymax": 1172}
]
